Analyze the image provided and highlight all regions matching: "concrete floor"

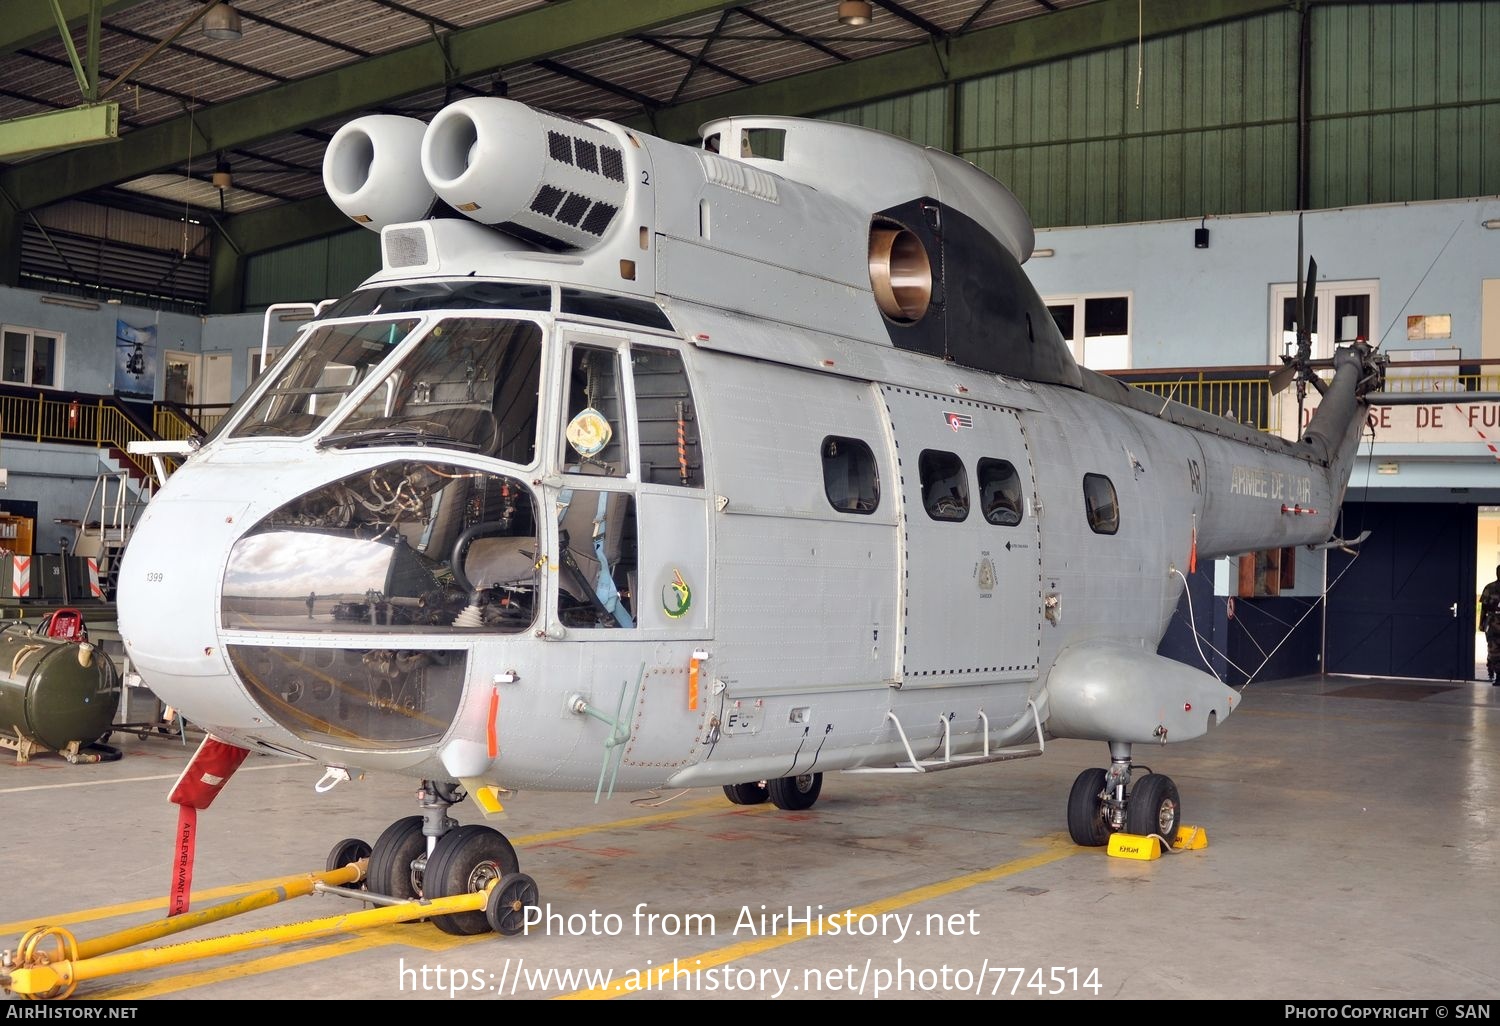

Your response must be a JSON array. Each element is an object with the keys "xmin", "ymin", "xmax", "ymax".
[{"xmin": 2, "ymin": 673, "xmax": 1497, "ymax": 1002}]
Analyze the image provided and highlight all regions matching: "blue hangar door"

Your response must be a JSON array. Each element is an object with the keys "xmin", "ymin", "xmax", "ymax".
[{"xmin": 1324, "ymin": 502, "xmax": 1477, "ymax": 681}]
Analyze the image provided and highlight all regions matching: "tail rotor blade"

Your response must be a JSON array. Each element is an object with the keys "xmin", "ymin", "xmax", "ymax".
[{"xmin": 1269, "ymin": 360, "xmax": 1297, "ymax": 395}]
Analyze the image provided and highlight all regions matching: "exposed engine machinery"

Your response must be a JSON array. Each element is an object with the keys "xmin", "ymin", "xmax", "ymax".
[{"xmin": 0, "ymin": 625, "xmax": 122, "ymax": 764}]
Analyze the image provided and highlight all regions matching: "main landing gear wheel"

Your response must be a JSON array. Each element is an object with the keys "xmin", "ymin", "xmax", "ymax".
[
  {"xmin": 767, "ymin": 772, "xmax": 822, "ymax": 811},
  {"xmin": 368, "ymin": 815, "xmax": 427, "ymax": 901},
  {"xmin": 424, "ymin": 824, "xmax": 521, "ymax": 936},
  {"xmin": 486, "ymin": 873, "xmax": 541, "ymax": 936},
  {"xmin": 722, "ymin": 781, "xmax": 770, "ymax": 806},
  {"xmin": 1066, "ymin": 768, "xmax": 1111, "ymax": 847},
  {"xmin": 326, "ymin": 837, "xmax": 373, "ymax": 876},
  {"xmin": 1126, "ymin": 773, "xmax": 1181, "ymax": 841}
]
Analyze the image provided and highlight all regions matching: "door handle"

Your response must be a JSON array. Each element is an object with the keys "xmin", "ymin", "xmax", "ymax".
[{"xmin": 1451, "ymin": 602, "xmax": 1459, "ymax": 618}]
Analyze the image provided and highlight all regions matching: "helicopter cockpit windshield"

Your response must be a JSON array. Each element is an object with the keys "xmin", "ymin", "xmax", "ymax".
[
  {"xmin": 320, "ymin": 316, "xmax": 544, "ymax": 463},
  {"xmin": 229, "ymin": 317, "xmax": 420, "ymax": 439}
]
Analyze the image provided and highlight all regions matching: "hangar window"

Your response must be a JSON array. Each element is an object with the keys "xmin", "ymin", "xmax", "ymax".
[
  {"xmin": 633, "ymin": 346, "xmax": 701, "ymax": 487},
  {"xmin": 2, "ymin": 325, "xmax": 62, "ymax": 389},
  {"xmin": 1083, "ymin": 473, "xmax": 1119, "ymax": 534},
  {"xmin": 978, "ymin": 458, "xmax": 1024, "ymax": 526},
  {"xmin": 920, "ymin": 450, "xmax": 969, "ymax": 522},
  {"xmin": 1046, "ymin": 294, "xmax": 1131, "ymax": 370},
  {"xmin": 822, "ymin": 436, "xmax": 880, "ymax": 514}
]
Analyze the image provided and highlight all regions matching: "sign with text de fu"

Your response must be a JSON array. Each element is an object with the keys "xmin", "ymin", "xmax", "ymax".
[{"xmin": 1287, "ymin": 397, "xmax": 1500, "ymax": 445}]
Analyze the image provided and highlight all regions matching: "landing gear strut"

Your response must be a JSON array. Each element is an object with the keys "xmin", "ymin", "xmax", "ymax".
[
  {"xmin": 354, "ymin": 779, "xmax": 538, "ymax": 935},
  {"xmin": 1066, "ymin": 743, "xmax": 1180, "ymax": 846}
]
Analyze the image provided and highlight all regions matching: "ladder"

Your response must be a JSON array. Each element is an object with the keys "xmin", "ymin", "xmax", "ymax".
[{"xmin": 69, "ymin": 470, "xmax": 152, "ymax": 600}]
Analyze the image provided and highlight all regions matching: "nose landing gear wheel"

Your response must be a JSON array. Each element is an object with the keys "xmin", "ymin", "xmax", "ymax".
[
  {"xmin": 767, "ymin": 772, "xmax": 822, "ymax": 811},
  {"xmin": 1125, "ymin": 773, "xmax": 1180, "ymax": 841},
  {"xmin": 1066, "ymin": 767, "xmax": 1111, "ymax": 847},
  {"xmin": 486, "ymin": 873, "xmax": 541, "ymax": 936},
  {"xmin": 722, "ymin": 781, "xmax": 769, "ymax": 805},
  {"xmin": 368, "ymin": 815, "xmax": 427, "ymax": 901},
  {"xmin": 424, "ymin": 824, "xmax": 521, "ymax": 936}
]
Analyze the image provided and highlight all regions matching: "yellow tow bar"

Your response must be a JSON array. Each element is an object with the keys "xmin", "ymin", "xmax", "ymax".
[{"xmin": 1, "ymin": 860, "xmax": 517, "ymax": 1000}]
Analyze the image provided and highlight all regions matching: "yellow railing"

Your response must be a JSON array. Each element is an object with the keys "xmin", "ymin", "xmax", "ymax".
[
  {"xmin": 153, "ymin": 405, "xmax": 201, "ymax": 444},
  {"xmin": 1116, "ymin": 359, "xmax": 1500, "ymax": 433},
  {"xmin": 0, "ymin": 392, "xmax": 164, "ymax": 479},
  {"xmin": 1120, "ymin": 375, "xmax": 1276, "ymax": 430}
]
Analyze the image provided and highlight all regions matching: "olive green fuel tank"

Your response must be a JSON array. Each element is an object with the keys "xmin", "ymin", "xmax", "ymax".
[{"xmin": 0, "ymin": 628, "xmax": 121, "ymax": 752}]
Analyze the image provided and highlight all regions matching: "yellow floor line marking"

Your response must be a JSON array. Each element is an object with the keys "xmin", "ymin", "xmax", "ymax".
[
  {"xmin": 558, "ymin": 836, "xmax": 1081, "ymax": 1000},
  {"xmin": 0, "ymin": 760, "xmax": 300, "ymax": 795},
  {"xmin": 1, "ymin": 797, "xmax": 770, "ymax": 935},
  {"xmin": 90, "ymin": 925, "xmax": 488, "ymax": 1000}
]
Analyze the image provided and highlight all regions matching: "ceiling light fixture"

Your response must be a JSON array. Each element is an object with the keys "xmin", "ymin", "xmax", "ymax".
[
  {"xmin": 212, "ymin": 155, "xmax": 232, "ymax": 190},
  {"xmin": 837, "ymin": 1, "xmax": 873, "ymax": 27},
  {"xmin": 202, "ymin": 2, "xmax": 244, "ymax": 41}
]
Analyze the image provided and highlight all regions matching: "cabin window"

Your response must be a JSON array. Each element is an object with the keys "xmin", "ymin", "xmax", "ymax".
[
  {"xmin": 822, "ymin": 436, "xmax": 880, "ymax": 514},
  {"xmin": 1083, "ymin": 473, "xmax": 1119, "ymax": 534},
  {"xmin": 561, "ymin": 343, "xmax": 628, "ymax": 477},
  {"xmin": 920, "ymin": 450, "xmax": 969, "ymax": 522},
  {"xmin": 556, "ymin": 489, "xmax": 637, "ymax": 629},
  {"xmin": 3, "ymin": 325, "xmax": 63, "ymax": 389},
  {"xmin": 977, "ymin": 458, "xmax": 1024, "ymax": 526},
  {"xmin": 632, "ymin": 346, "xmax": 702, "ymax": 487}
]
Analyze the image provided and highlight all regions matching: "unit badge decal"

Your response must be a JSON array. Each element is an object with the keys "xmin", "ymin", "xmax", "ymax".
[{"xmin": 662, "ymin": 568, "xmax": 693, "ymax": 619}]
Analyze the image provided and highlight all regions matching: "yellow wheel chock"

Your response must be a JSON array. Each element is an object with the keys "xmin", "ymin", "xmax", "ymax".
[
  {"xmin": 1106, "ymin": 825, "xmax": 1209, "ymax": 861},
  {"xmin": 0, "ymin": 858, "xmax": 532, "ymax": 1000}
]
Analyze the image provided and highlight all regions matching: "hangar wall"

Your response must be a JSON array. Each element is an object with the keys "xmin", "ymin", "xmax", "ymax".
[{"xmin": 820, "ymin": 1, "xmax": 1500, "ymax": 229}]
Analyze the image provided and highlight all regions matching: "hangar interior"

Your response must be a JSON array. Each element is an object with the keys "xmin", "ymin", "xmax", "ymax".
[
  {"xmin": 1, "ymin": 0, "xmax": 1496, "ymax": 684},
  {"xmin": 0, "ymin": 0, "xmax": 1497, "ymax": 1003}
]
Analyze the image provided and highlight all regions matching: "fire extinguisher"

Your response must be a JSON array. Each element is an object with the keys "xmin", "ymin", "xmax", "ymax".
[{"xmin": 67, "ymin": 399, "xmax": 79, "ymax": 430}]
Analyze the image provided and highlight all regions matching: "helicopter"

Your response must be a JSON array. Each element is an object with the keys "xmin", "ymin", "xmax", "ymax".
[{"xmin": 109, "ymin": 96, "xmax": 1386, "ymax": 936}]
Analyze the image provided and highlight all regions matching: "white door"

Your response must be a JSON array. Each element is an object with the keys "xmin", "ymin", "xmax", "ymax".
[{"xmin": 202, "ymin": 351, "xmax": 232, "ymax": 405}]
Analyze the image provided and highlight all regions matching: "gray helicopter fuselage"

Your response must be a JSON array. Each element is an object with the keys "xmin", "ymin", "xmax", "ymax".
[{"xmin": 115, "ymin": 102, "xmax": 1370, "ymax": 794}]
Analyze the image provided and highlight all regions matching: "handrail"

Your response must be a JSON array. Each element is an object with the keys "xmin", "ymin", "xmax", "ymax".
[{"xmin": 0, "ymin": 389, "xmax": 168, "ymax": 479}]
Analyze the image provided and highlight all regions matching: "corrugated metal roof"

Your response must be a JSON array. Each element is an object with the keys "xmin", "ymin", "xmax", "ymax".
[{"xmin": 0, "ymin": 0, "xmax": 1105, "ymax": 309}]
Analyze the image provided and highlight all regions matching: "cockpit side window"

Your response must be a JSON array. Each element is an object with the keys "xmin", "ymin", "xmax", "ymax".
[
  {"xmin": 229, "ymin": 318, "xmax": 418, "ymax": 439},
  {"xmin": 561, "ymin": 343, "xmax": 628, "ymax": 477},
  {"xmin": 632, "ymin": 345, "xmax": 702, "ymax": 487}
]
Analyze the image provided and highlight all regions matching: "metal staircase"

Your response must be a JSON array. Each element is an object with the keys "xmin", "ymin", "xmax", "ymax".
[{"xmin": 67, "ymin": 468, "xmax": 152, "ymax": 600}]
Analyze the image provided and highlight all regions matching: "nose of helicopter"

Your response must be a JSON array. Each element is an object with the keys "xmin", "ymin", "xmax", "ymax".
[{"xmin": 116, "ymin": 477, "xmax": 259, "ymax": 728}]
